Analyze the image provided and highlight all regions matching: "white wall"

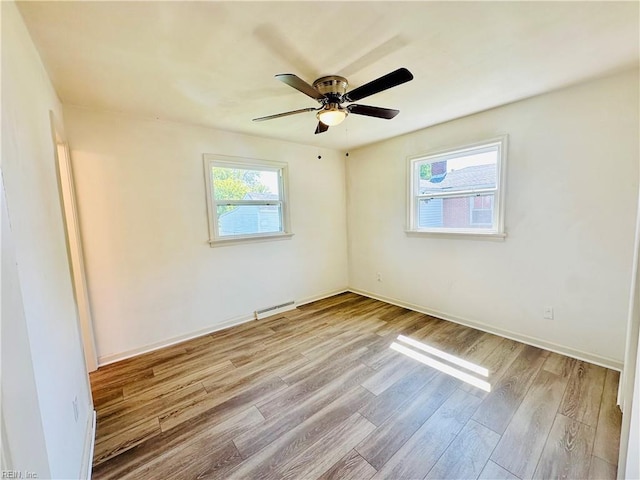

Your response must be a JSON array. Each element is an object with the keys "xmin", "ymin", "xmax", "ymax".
[
  {"xmin": 63, "ymin": 107, "xmax": 349, "ymax": 363},
  {"xmin": 1, "ymin": 178, "xmax": 50, "ymax": 479},
  {"xmin": 347, "ymin": 70, "xmax": 639, "ymax": 368},
  {"xmin": 1, "ymin": 1, "xmax": 93, "ymax": 478},
  {"xmin": 618, "ymin": 159, "xmax": 640, "ymax": 478},
  {"xmin": 620, "ymin": 307, "xmax": 640, "ymax": 477},
  {"xmin": 625, "ymin": 334, "xmax": 640, "ymax": 477}
]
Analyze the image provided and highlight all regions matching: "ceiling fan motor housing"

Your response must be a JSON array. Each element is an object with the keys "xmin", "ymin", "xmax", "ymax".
[{"xmin": 313, "ymin": 76, "xmax": 348, "ymax": 103}]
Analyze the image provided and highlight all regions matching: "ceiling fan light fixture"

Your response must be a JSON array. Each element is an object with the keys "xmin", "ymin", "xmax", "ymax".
[{"xmin": 317, "ymin": 104, "xmax": 348, "ymax": 126}]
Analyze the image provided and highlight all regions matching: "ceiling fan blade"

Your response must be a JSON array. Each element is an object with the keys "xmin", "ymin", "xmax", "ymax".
[
  {"xmin": 315, "ymin": 121, "xmax": 329, "ymax": 134},
  {"xmin": 347, "ymin": 104, "xmax": 400, "ymax": 119},
  {"xmin": 276, "ymin": 74, "xmax": 325, "ymax": 101},
  {"xmin": 344, "ymin": 67, "xmax": 413, "ymax": 102},
  {"xmin": 253, "ymin": 107, "xmax": 318, "ymax": 122}
]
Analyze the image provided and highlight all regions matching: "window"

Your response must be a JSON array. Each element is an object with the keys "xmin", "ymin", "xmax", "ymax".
[
  {"xmin": 407, "ymin": 136, "xmax": 507, "ymax": 237},
  {"xmin": 469, "ymin": 195, "xmax": 494, "ymax": 226},
  {"xmin": 204, "ymin": 155, "xmax": 291, "ymax": 245}
]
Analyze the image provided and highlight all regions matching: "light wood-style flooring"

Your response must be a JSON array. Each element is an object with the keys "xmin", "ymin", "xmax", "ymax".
[{"xmin": 90, "ymin": 293, "xmax": 622, "ymax": 479}]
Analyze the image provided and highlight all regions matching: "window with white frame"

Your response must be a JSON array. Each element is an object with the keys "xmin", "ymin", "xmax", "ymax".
[
  {"xmin": 204, "ymin": 155, "xmax": 291, "ymax": 245},
  {"xmin": 407, "ymin": 136, "xmax": 507, "ymax": 236}
]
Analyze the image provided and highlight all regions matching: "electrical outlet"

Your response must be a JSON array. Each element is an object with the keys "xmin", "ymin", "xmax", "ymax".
[
  {"xmin": 72, "ymin": 396, "xmax": 79, "ymax": 422},
  {"xmin": 376, "ymin": 272, "xmax": 382, "ymax": 282},
  {"xmin": 543, "ymin": 306, "xmax": 554, "ymax": 320}
]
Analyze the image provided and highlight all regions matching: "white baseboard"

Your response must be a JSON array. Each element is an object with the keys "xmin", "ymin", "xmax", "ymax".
[
  {"xmin": 97, "ymin": 287, "xmax": 350, "ymax": 367},
  {"xmin": 349, "ymin": 287, "xmax": 623, "ymax": 371},
  {"xmin": 79, "ymin": 410, "xmax": 96, "ymax": 480},
  {"xmin": 98, "ymin": 313, "xmax": 256, "ymax": 366},
  {"xmin": 296, "ymin": 287, "xmax": 350, "ymax": 307},
  {"xmin": 96, "ymin": 286, "xmax": 620, "ymax": 372}
]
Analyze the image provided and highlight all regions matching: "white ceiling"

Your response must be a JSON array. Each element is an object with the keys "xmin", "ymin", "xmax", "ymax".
[{"xmin": 17, "ymin": 1, "xmax": 639, "ymax": 151}]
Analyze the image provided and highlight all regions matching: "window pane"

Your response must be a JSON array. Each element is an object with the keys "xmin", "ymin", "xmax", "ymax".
[
  {"xmin": 212, "ymin": 167, "xmax": 280, "ymax": 201},
  {"xmin": 469, "ymin": 194, "xmax": 494, "ymax": 226},
  {"xmin": 418, "ymin": 198, "xmax": 444, "ymax": 228},
  {"xmin": 217, "ymin": 204, "xmax": 282, "ymax": 236},
  {"xmin": 417, "ymin": 148, "xmax": 497, "ymax": 194},
  {"xmin": 418, "ymin": 194, "xmax": 494, "ymax": 229}
]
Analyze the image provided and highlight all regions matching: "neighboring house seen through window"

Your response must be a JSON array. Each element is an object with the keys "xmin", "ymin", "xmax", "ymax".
[
  {"xmin": 407, "ymin": 136, "xmax": 507, "ymax": 237},
  {"xmin": 204, "ymin": 155, "xmax": 291, "ymax": 245}
]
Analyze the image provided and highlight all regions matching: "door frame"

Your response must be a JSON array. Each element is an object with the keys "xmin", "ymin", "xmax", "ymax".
[{"xmin": 50, "ymin": 111, "xmax": 98, "ymax": 372}]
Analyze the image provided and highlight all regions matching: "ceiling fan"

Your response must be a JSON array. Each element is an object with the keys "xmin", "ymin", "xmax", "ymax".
[{"xmin": 253, "ymin": 68, "xmax": 414, "ymax": 134}]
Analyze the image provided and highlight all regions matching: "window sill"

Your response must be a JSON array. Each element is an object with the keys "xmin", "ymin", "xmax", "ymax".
[
  {"xmin": 208, "ymin": 232, "xmax": 294, "ymax": 247},
  {"xmin": 405, "ymin": 230, "xmax": 506, "ymax": 241}
]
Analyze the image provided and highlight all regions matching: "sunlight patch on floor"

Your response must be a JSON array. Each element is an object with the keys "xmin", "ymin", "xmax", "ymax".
[
  {"xmin": 390, "ymin": 336, "xmax": 491, "ymax": 392},
  {"xmin": 396, "ymin": 334, "xmax": 489, "ymax": 377}
]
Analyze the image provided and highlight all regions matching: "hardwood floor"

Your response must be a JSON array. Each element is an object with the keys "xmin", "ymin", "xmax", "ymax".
[{"xmin": 90, "ymin": 293, "xmax": 622, "ymax": 480}]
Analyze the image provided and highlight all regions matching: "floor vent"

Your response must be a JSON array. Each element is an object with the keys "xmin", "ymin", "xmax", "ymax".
[{"xmin": 255, "ymin": 301, "xmax": 296, "ymax": 320}]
